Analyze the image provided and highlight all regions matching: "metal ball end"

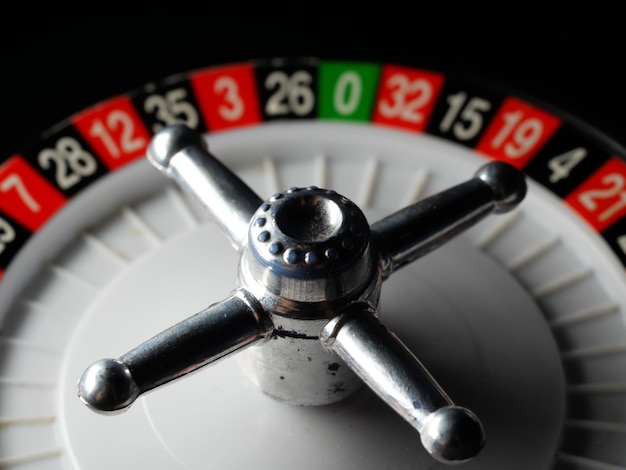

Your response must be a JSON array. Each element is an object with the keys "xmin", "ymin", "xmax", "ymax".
[
  {"xmin": 475, "ymin": 161, "xmax": 527, "ymax": 213},
  {"xmin": 77, "ymin": 358, "xmax": 139, "ymax": 414},
  {"xmin": 420, "ymin": 406, "xmax": 485, "ymax": 464},
  {"xmin": 147, "ymin": 124, "xmax": 207, "ymax": 172}
]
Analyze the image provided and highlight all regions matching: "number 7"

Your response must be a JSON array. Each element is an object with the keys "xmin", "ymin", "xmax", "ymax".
[{"xmin": 0, "ymin": 173, "xmax": 41, "ymax": 213}]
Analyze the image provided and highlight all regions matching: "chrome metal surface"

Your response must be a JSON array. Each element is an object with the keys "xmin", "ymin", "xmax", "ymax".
[
  {"xmin": 147, "ymin": 125, "xmax": 262, "ymax": 249},
  {"xmin": 321, "ymin": 304, "xmax": 485, "ymax": 464},
  {"xmin": 78, "ymin": 125, "xmax": 527, "ymax": 463},
  {"xmin": 371, "ymin": 161, "xmax": 526, "ymax": 277},
  {"xmin": 78, "ymin": 289, "xmax": 271, "ymax": 413},
  {"xmin": 237, "ymin": 185, "xmax": 379, "ymax": 405},
  {"xmin": 242, "ymin": 186, "xmax": 375, "ymax": 303}
]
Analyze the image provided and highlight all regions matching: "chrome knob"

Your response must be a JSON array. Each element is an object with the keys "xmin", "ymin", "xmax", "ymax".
[
  {"xmin": 244, "ymin": 186, "xmax": 373, "ymax": 302},
  {"xmin": 78, "ymin": 125, "xmax": 526, "ymax": 464}
]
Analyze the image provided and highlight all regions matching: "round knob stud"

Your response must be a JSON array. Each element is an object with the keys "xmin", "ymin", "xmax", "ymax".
[
  {"xmin": 147, "ymin": 123, "xmax": 208, "ymax": 173},
  {"xmin": 78, "ymin": 359, "xmax": 138, "ymax": 414},
  {"xmin": 420, "ymin": 406, "xmax": 485, "ymax": 464},
  {"xmin": 475, "ymin": 161, "xmax": 527, "ymax": 213}
]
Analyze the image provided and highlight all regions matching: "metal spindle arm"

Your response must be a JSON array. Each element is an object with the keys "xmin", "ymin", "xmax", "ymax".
[
  {"xmin": 371, "ymin": 162, "xmax": 526, "ymax": 277},
  {"xmin": 78, "ymin": 289, "xmax": 272, "ymax": 413},
  {"xmin": 147, "ymin": 125, "xmax": 263, "ymax": 249},
  {"xmin": 321, "ymin": 303, "xmax": 485, "ymax": 464}
]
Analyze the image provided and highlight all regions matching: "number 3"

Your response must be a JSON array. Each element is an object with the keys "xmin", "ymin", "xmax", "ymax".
[{"xmin": 214, "ymin": 76, "xmax": 245, "ymax": 122}]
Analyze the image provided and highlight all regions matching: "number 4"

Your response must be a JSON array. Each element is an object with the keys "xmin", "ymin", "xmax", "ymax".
[{"xmin": 548, "ymin": 147, "xmax": 587, "ymax": 183}]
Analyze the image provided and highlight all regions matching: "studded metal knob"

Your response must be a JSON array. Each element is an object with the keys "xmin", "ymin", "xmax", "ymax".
[
  {"xmin": 245, "ymin": 186, "xmax": 373, "ymax": 302},
  {"xmin": 78, "ymin": 125, "xmax": 527, "ymax": 464}
]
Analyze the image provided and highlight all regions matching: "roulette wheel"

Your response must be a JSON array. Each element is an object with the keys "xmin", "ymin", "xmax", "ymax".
[{"xmin": 1, "ymin": 6, "xmax": 626, "ymax": 469}]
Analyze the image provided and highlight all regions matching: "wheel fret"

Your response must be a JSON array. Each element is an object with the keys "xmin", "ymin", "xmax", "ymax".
[
  {"xmin": 0, "ymin": 448, "xmax": 62, "ymax": 467},
  {"xmin": 556, "ymin": 452, "xmax": 626, "ymax": 470},
  {"xmin": 47, "ymin": 264, "xmax": 101, "ymax": 291},
  {"xmin": 82, "ymin": 232, "xmax": 131, "ymax": 265},
  {"xmin": 402, "ymin": 167, "xmax": 431, "ymax": 207},
  {"xmin": 262, "ymin": 157, "xmax": 281, "ymax": 194},
  {"xmin": 474, "ymin": 211, "xmax": 521, "ymax": 248},
  {"xmin": 166, "ymin": 186, "xmax": 201, "ymax": 228},
  {"xmin": 568, "ymin": 382, "xmax": 626, "ymax": 394},
  {"xmin": 0, "ymin": 335, "xmax": 63, "ymax": 355},
  {"xmin": 0, "ymin": 377, "xmax": 55, "ymax": 387},
  {"xmin": 121, "ymin": 206, "xmax": 163, "ymax": 247},
  {"xmin": 314, "ymin": 153, "xmax": 328, "ymax": 189},
  {"xmin": 357, "ymin": 157, "xmax": 379, "ymax": 209},
  {"xmin": 566, "ymin": 419, "xmax": 626, "ymax": 433},
  {"xmin": 531, "ymin": 267, "xmax": 592, "ymax": 298},
  {"xmin": 562, "ymin": 342, "xmax": 626, "ymax": 360},
  {"xmin": 17, "ymin": 299, "xmax": 77, "ymax": 322},
  {"xmin": 550, "ymin": 304, "xmax": 620, "ymax": 329},
  {"xmin": 505, "ymin": 236, "xmax": 560, "ymax": 271},
  {"xmin": 0, "ymin": 414, "xmax": 56, "ymax": 426}
]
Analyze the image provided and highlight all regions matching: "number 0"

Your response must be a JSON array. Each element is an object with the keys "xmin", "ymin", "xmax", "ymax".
[{"xmin": 333, "ymin": 71, "xmax": 362, "ymax": 116}]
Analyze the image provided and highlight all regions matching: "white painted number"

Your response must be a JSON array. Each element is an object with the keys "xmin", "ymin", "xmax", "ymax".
[
  {"xmin": 38, "ymin": 137, "xmax": 97, "ymax": 190},
  {"xmin": 144, "ymin": 88, "xmax": 200, "ymax": 132},
  {"xmin": 333, "ymin": 71, "xmax": 362, "ymax": 115},
  {"xmin": 0, "ymin": 217, "xmax": 16, "ymax": 256},
  {"xmin": 0, "ymin": 174, "xmax": 40, "ymax": 213},
  {"xmin": 547, "ymin": 147, "xmax": 587, "ymax": 183},
  {"xmin": 439, "ymin": 92, "xmax": 491, "ymax": 140},
  {"xmin": 213, "ymin": 76, "xmax": 245, "ymax": 122},
  {"xmin": 579, "ymin": 173, "xmax": 626, "ymax": 222},
  {"xmin": 378, "ymin": 74, "xmax": 432, "ymax": 123},
  {"xmin": 491, "ymin": 111, "xmax": 543, "ymax": 158},
  {"xmin": 265, "ymin": 71, "xmax": 315, "ymax": 116},
  {"xmin": 89, "ymin": 110, "xmax": 146, "ymax": 158}
]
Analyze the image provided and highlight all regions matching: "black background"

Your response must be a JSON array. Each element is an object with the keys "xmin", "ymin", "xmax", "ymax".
[{"xmin": 1, "ymin": 4, "xmax": 626, "ymax": 159}]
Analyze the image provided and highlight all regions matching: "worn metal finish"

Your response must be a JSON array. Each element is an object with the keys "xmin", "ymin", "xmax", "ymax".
[
  {"xmin": 78, "ymin": 125, "xmax": 527, "ymax": 463},
  {"xmin": 321, "ymin": 305, "xmax": 484, "ymax": 463},
  {"xmin": 237, "ymin": 185, "xmax": 381, "ymax": 405}
]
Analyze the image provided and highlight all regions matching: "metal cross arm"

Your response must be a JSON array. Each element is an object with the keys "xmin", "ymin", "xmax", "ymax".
[{"xmin": 77, "ymin": 124, "xmax": 526, "ymax": 464}]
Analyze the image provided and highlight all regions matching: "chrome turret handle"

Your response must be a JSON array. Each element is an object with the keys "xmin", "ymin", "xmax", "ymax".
[{"xmin": 78, "ymin": 125, "xmax": 526, "ymax": 464}]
